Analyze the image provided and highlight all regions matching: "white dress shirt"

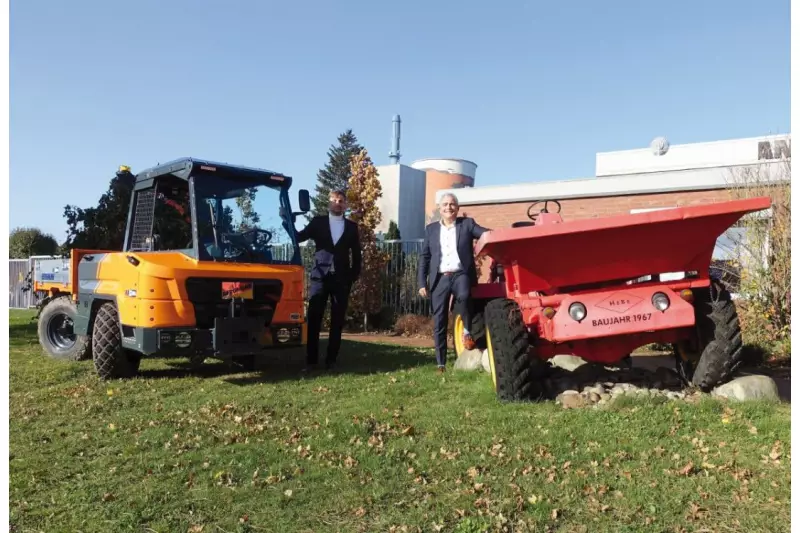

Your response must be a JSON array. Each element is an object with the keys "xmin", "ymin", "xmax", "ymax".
[
  {"xmin": 329, "ymin": 214, "xmax": 345, "ymax": 272},
  {"xmin": 438, "ymin": 221, "xmax": 462, "ymax": 273},
  {"xmin": 329, "ymin": 213, "xmax": 345, "ymax": 245}
]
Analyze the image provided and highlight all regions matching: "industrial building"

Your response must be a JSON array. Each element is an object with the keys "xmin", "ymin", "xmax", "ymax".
[{"xmin": 374, "ymin": 115, "xmax": 790, "ymax": 260}]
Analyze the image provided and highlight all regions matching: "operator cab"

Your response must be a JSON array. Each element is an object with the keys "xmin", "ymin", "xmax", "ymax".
[{"xmin": 123, "ymin": 158, "xmax": 310, "ymax": 265}]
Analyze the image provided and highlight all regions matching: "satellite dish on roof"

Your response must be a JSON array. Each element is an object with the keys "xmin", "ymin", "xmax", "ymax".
[{"xmin": 650, "ymin": 136, "xmax": 670, "ymax": 156}]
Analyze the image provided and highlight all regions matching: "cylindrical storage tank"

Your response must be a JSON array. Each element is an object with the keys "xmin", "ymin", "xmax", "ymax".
[{"xmin": 410, "ymin": 158, "xmax": 477, "ymax": 221}]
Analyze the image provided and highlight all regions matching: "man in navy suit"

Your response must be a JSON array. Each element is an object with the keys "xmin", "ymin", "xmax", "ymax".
[
  {"xmin": 295, "ymin": 189, "xmax": 361, "ymax": 371},
  {"xmin": 417, "ymin": 193, "xmax": 491, "ymax": 372}
]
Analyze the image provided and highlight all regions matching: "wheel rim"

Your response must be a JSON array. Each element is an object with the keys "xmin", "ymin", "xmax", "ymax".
[
  {"xmin": 453, "ymin": 314, "xmax": 465, "ymax": 356},
  {"xmin": 47, "ymin": 313, "xmax": 76, "ymax": 351},
  {"xmin": 486, "ymin": 328, "xmax": 497, "ymax": 390},
  {"xmin": 674, "ymin": 342, "xmax": 699, "ymax": 382}
]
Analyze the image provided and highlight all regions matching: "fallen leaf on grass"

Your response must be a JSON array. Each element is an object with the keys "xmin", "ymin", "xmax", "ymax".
[
  {"xmin": 354, "ymin": 507, "xmax": 366, "ymax": 518},
  {"xmin": 687, "ymin": 502, "xmax": 708, "ymax": 521},
  {"xmin": 188, "ymin": 525, "xmax": 204, "ymax": 533},
  {"xmin": 102, "ymin": 493, "xmax": 115, "ymax": 502},
  {"xmin": 679, "ymin": 461, "xmax": 695, "ymax": 476},
  {"xmin": 551, "ymin": 509, "xmax": 560, "ymax": 520}
]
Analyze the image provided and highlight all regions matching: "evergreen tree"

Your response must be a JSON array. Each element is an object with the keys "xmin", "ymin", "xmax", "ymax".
[
  {"xmin": 386, "ymin": 220, "xmax": 401, "ymax": 240},
  {"xmin": 311, "ymin": 129, "xmax": 364, "ymax": 217}
]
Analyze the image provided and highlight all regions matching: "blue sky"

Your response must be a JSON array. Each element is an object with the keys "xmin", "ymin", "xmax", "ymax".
[{"xmin": 10, "ymin": 0, "xmax": 790, "ymax": 242}]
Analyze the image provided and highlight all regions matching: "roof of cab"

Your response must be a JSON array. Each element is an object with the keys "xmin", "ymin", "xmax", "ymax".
[{"xmin": 133, "ymin": 157, "xmax": 292, "ymax": 186}]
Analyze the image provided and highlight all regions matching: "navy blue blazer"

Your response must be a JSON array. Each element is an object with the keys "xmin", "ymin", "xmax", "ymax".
[
  {"xmin": 296, "ymin": 215, "xmax": 362, "ymax": 283},
  {"xmin": 417, "ymin": 216, "xmax": 489, "ymax": 291}
]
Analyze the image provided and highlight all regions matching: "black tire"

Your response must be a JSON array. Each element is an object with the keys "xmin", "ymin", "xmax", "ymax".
[
  {"xmin": 92, "ymin": 303, "xmax": 141, "ymax": 380},
  {"xmin": 673, "ymin": 280, "xmax": 744, "ymax": 392},
  {"xmin": 37, "ymin": 296, "xmax": 91, "ymax": 361},
  {"xmin": 484, "ymin": 298, "xmax": 537, "ymax": 402}
]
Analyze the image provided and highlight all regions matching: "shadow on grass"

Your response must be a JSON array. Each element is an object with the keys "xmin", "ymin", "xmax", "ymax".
[
  {"xmin": 135, "ymin": 340, "xmax": 435, "ymax": 385},
  {"xmin": 9, "ymin": 320, "xmax": 39, "ymax": 348}
]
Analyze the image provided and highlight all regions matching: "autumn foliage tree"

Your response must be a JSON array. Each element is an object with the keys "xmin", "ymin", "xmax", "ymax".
[
  {"xmin": 724, "ymin": 142, "xmax": 791, "ymax": 356},
  {"xmin": 346, "ymin": 149, "xmax": 389, "ymax": 329}
]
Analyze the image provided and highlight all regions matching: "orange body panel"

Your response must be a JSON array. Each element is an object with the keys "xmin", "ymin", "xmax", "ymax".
[{"xmin": 45, "ymin": 249, "xmax": 305, "ymax": 332}]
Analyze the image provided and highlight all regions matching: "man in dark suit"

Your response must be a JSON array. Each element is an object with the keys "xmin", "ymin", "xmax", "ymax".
[
  {"xmin": 295, "ymin": 189, "xmax": 361, "ymax": 371},
  {"xmin": 417, "ymin": 193, "xmax": 490, "ymax": 372}
]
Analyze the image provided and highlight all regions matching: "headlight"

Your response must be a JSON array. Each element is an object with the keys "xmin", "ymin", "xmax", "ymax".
[
  {"xmin": 568, "ymin": 302, "xmax": 587, "ymax": 322},
  {"xmin": 175, "ymin": 331, "xmax": 192, "ymax": 348},
  {"xmin": 652, "ymin": 292, "xmax": 670, "ymax": 311},
  {"xmin": 276, "ymin": 328, "xmax": 290, "ymax": 343}
]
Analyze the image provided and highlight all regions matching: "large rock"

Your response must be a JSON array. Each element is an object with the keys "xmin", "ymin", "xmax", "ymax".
[
  {"xmin": 711, "ymin": 375, "xmax": 780, "ymax": 402},
  {"xmin": 556, "ymin": 391, "xmax": 587, "ymax": 409},
  {"xmin": 481, "ymin": 349, "xmax": 491, "ymax": 373},
  {"xmin": 454, "ymin": 350, "xmax": 483, "ymax": 371},
  {"xmin": 549, "ymin": 355, "xmax": 587, "ymax": 372}
]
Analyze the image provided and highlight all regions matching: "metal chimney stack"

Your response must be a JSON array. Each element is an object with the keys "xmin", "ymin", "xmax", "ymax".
[{"xmin": 389, "ymin": 114, "xmax": 401, "ymax": 164}]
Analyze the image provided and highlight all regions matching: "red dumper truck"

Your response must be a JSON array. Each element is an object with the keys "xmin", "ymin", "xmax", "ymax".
[{"xmin": 453, "ymin": 197, "xmax": 772, "ymax": 402}]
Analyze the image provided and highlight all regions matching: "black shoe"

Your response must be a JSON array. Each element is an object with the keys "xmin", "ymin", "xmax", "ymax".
[
  {"xmin": 325, "ymin": 361, "xmax": 338, "ymax": 372},
  {"xmin": 301, "ymin": 363, "xmax": 318, "ymax": 375}
]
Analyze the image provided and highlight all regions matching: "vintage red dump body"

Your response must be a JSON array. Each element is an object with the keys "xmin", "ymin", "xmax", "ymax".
[{"xmin": 471, "ymin": 197, "xmax": 771, "ymax": 364}]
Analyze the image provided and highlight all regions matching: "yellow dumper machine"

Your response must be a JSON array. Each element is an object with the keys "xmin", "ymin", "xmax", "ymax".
[{"xmin": 31, "ymin": 159, "xmax": 310, "ymax": 379}]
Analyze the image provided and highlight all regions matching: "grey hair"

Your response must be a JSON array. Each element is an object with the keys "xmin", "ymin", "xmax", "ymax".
[{"xmin": 439, "ymin": 192, "xmax": 459, "ymax": 206}]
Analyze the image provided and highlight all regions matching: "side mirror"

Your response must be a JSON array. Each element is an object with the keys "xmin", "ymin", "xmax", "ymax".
[{"xmin": 298, "ymin": 189, "xmax": 310, "ymax": 213}]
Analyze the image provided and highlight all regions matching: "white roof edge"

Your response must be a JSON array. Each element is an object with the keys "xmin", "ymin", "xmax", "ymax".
[
  {"xmin": 437, "ymin": 164, "xmax": 789, "ymax": 206},
  {"xmin": 597, "ymin": 133, "xmax": 791, "ymax": 156}
]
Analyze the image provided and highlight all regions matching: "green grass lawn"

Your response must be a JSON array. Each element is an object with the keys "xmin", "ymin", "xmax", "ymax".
[{"xmin": 9, "ymin": 309, "xmax": 790, "ymax": 533}]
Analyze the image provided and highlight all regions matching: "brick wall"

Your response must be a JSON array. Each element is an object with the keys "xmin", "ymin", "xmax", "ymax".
[{"xmin": 459, "ymin": 188, "xmax": 735, "ymax": 230}]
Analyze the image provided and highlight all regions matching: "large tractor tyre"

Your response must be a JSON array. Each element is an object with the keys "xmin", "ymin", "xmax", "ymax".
[
  {"xmin": 92, "ymin": 303, "xmax": 141, "ymax": 380},
  {"xmin": 484, "ymin": 298, "xmax": 537, "ymax": 402},
  {"xmin": 673, "ymin": 280, "xmax": 744, "ymax": 392},
  {"xmin": 37, "ymin": 296, "xmax": 92, "ymax": 362},
  {"xmin": 453, "ymin": 300, "xmax": 487, "ymax": 358}
]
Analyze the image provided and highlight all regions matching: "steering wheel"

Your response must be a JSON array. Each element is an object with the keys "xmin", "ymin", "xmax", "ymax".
[
  {"xmin": 527, "ymin": 199, "xmax": 562, "ymax": 221},
  {"xmin": 241, "ymin": 228, "xmax": 274, "ymax": 248}
]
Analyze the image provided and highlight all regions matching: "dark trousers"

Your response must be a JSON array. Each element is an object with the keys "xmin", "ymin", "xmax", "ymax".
[
  {"xmin": 431, "ymin": 270, "xmax": 472, "ymax": 367},
  {"xmin": 306, "ymin": 274, "xmax": 351, "ymax": 365}
]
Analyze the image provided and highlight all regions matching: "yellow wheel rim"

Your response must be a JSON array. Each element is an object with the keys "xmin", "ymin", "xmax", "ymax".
[
  {"xmin": 453, "ymin": 314, "xmax": 465, "ymax": 356},
  {"xmin": 486, "ymin": 328, "xmax": 497, "ymax": 390}
]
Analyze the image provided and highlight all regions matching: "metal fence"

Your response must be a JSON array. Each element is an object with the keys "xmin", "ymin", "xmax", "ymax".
[
  {"xmin": 9, "ymin": 259, "xmax": 30, "ymax": 309},
  {"xmin": 295, "ymin": 239, "xmax": 430, "ymax": 317},
  {"xmin": 8, "ymin": 241, "xmax": 433, "ymax": 317}
]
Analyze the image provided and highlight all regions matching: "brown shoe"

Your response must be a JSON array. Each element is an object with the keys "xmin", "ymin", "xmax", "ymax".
[
  {"xmin": 463, "ymin": 333, "xmax": 476, "ymax": 351},
  {"xmin": 437, "ymin": 366, "xmax": 446, "ymax": 374}
]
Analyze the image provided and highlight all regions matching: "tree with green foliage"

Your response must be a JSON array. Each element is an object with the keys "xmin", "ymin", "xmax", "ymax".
[
  {"xmin": 62, "ymin": 167, "xmax": 136, "ymax": 250},
  {"xmin": 386, "ymin": 220, "xmax": 401, "ymax": 240},
  {"xmin": 311, "ymin": 130, "xmax": 364, "ymax": 217},
  {"xmin": 235, "ymin": 188, "xmax": 260, "ymax": 230},
  {"xmin": 9, "ymin": 227, "xmax": 59, "ymax": 259}
]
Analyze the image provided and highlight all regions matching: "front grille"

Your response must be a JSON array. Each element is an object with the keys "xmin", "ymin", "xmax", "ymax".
[{"xmin": 185, "ymin": 278, "xmax": 283, "ymax": 329}]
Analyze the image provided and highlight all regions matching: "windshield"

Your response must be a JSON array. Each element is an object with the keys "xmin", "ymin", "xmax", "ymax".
[{"xmin": 192, "ymin": 176, "xmax": 298, "ymax": 264}]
